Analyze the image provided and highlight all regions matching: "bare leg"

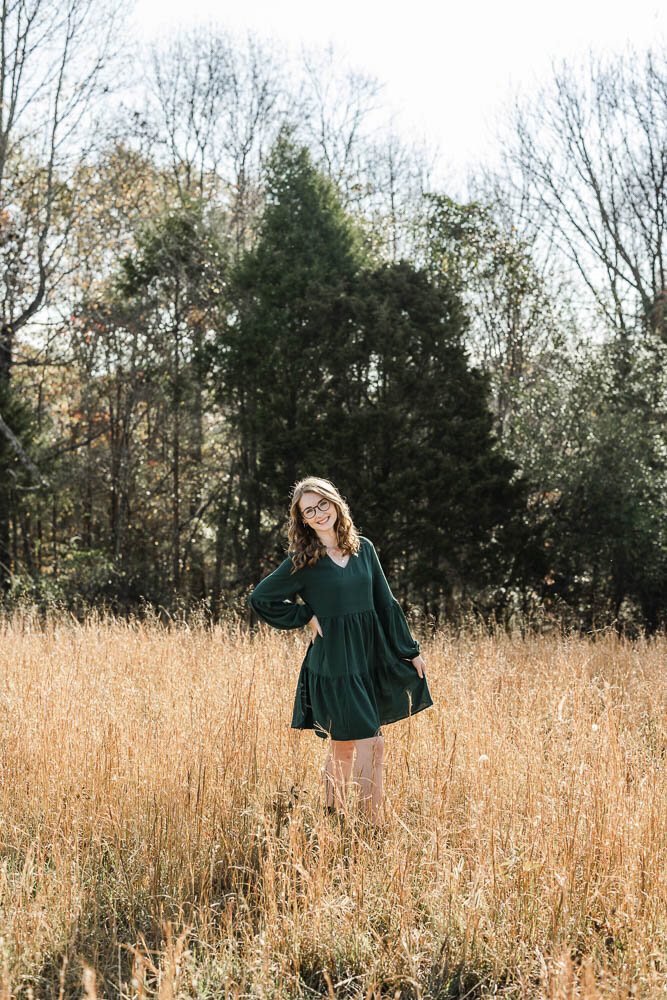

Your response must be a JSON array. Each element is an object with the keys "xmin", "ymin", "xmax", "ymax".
[
  {"xmin": 324, "ymin": 747, "xmax": 335, "ymax": 807},
  {"xmin": 324, "ymin": 739, "xmax": 356, "ymax": 812},
  {"xmin": 353, "ymin": 734, "xmax": 384, "ymax": 823}
]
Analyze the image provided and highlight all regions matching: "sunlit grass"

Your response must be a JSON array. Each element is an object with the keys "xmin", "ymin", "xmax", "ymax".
[{"xmin": 0, "ymin": 608, "xmax": 664, "ymax": 998}]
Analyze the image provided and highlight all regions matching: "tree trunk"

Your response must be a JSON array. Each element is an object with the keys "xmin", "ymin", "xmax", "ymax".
[
  {"xmin": 172, "ymin": 331, "xmax": 181, "ymax": 593},
  {"xmin": 0, "ymin": 324, "xmax": 13, "ymax": 589}
]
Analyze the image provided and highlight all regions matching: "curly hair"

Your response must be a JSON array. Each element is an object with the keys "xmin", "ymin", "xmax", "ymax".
[{"xmin": 287, "ymin": 477, "xmax": 361, "ymax": 573}]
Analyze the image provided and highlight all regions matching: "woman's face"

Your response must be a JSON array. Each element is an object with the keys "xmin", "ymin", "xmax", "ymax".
[{"xmin": 298, "ymin": 491, "xmax": 337, "ymax": 536}]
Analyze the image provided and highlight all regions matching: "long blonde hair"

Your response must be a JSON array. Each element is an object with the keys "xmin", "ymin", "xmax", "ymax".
[{"xmin": 288, "ymin": 477, "xmax": 361, "ymax": 573}]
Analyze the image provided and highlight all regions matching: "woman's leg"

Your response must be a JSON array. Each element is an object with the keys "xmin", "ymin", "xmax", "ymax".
[
  {"xmin": 353, "ymin": 733, "xmax": 384, "ymax": 823},
  {"xmin": 324, "ymin": 739, "xmax": 356, "ymax": 811}
]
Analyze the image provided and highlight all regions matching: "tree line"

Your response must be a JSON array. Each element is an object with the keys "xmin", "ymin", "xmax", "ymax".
[{"xmin": 1, "ymin": 2, "xmax": 665, "ymax": 631}]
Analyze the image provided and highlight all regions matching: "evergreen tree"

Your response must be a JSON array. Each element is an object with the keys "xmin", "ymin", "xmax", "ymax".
[
  {"xmin": 319, "ymin": 261, "xmax": 532, "ymax": 617},
  {"xmin": 214, "ymin": 137, "xmax": 530, "ymax": 617},
  {"xmin": 213, "ymin": 132, "xmax": 365, "ymax": 583}
]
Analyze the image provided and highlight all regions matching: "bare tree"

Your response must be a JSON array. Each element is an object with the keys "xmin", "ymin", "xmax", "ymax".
[
  {"xmin": 298, "ymin": 43, "xmax": 383, "ymax": 199},
  {"xmin": 359, "ymin": 130, "xmax": 438, "ymax": 262},
  {"xmin": 140, "ymin": 27, "xmax": 289, "ymax": 257},
  {"xmin": 423, "ymin": 192, "xmax": 574, "ymax": 449},
  {"xmin": 1, "ymin": 0, "xmax": 128, "ymax": 384},
  {"xmin": 499, "ymin": 47, "xmax": 666, "ymax": 341},
  {"xmin": 141, "ymin": 31, "xmax": 442, "ymax": 265},
  {"xmin": 296, "ymin": 46, "xmax": 442, "ymax": 262},
  {"xmin": 127, "ymin": 30, "xmax": 291, "ymax": 594},
  {"xmin": 0, "ymin": 0, "xmax": 128, "ymax": 586}
]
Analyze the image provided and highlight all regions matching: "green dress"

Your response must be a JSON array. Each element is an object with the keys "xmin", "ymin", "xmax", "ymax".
[{"xmin": 248, "ymin": 536, "xmax": 433, "ymax": 741}]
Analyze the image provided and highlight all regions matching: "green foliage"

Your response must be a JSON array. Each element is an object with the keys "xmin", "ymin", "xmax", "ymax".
[
  {"xmin": 554, "ymin": 340, "xmax": 666, "ymax": 628},
  {"xmin": 67, "ymin": 201, "xmax": 229, "ymax": 598},
  {"xmin": 3, "ymin": 138, "xmax": 662, "ymax": 631},
  {"xmin": 119, "ymin": 202, "xmax": 226, "ymax": 303},
  {"xmin": 418, "ymin": 192, "xmax": 662, "ymax": 627},
  {"xmin": 510, "ymin": 336, "xmax": 667, "ymax": 629},
  {"xmin": 212, "ymin": 137, "xmax": 530, "ymax": 616},
  {"xmin": 423, "ymin": 194, "xmax": 568, "ymax": 443},
  {"xmin": 2, "ymin": 43, "xmax": 664, "ymax": 632},
  {"xmin": 0, "ymin": 382, "xmax": 39, "ymax": 589},
  {"xmin": 117, "ymin": 199, "xmax": 227, "ymax": 388},
  {"xmin": 1, "ymin": 548, "xmax": 126, "ymax": 612},
  {"xmin": 212, "ymin": 134, "xmax": 366, "ymax": 578},
  {"xmin": 0, "ymin": 382, "xmax": 35, "ymax": 488},
  {"xmin": 318, "ymin": 260, "xmax": 532, "ymax": 613}
]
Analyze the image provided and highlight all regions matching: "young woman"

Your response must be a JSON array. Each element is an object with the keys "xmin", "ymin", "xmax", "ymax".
[{"xmin": 248, "ymin": 476, "xmax": 433, "ymax": 826}]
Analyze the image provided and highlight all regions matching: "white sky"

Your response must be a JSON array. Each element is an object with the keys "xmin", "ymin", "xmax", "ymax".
[{"xmin": 130, "ymin": 0, "xmax": 665, "ymax": 195}]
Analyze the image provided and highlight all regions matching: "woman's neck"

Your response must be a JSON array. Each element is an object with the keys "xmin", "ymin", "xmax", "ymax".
[{"xmin": 316, "ymin": 527, "xmax": 338, "ymax": 549}]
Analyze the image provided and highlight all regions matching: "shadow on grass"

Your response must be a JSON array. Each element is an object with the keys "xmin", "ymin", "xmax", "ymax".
[{"xmin": 293, "ymin": 954, "xmax": 503, "ymax": 1000}]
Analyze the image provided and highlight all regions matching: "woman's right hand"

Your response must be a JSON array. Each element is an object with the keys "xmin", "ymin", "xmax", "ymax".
[{"xmin": 308, "ymin": 614, "xmax": 323, "ymax": 638}]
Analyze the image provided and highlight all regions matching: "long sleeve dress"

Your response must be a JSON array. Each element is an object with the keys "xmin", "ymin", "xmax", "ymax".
[{"xmin": 248, "ymin": 536, "xmax": 433, "ymax": 741}]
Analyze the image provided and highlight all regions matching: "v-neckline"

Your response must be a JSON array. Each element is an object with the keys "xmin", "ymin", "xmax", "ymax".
[{"xmin": 326, "ymin": 552, "xmax": 350, "ymax": 570}]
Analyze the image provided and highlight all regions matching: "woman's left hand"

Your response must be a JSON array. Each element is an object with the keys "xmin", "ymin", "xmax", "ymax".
[{"xmin": 411, "ymin": 654, "xmax": 426, "ymax": 678}]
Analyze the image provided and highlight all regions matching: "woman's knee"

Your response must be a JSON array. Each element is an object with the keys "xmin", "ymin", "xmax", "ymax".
[
  {"xmin": 331, "ymin": 739, "xmax": 355, "ymax": 763},
  {"xmin": 355, "ymin": 734, "xmax": 384, "ymax": 765},
  {"xmin": 365, "ymin": 734, "xmax": 384, "ymax": 767}
]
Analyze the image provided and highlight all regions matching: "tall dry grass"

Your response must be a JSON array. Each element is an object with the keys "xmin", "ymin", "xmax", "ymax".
[{"xmin": 0, "ymin": 609, "xmax": 664, "ymax": 998}]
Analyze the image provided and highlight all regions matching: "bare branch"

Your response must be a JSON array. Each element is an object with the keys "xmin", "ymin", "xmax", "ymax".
[{"xmin": 496, "ymin": 46, "xmax": 667, "ymax": 340}]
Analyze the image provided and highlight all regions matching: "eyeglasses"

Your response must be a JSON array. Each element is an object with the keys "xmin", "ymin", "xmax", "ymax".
[{"xmin": 300, "ymin": 498, "xmax": 331, "ymax": 520}]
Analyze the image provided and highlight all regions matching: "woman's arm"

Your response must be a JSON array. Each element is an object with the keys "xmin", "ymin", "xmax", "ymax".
[
  {"xmin": 248, "ymin": 556, "xmax": 315, "ymax": 630},
  {"xmin": 367, "ymin": 539, "xmax": 422, "ymax": 665}
]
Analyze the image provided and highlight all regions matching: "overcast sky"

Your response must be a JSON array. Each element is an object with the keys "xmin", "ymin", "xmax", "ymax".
[{"xmin": 130, "ymin": 0, "xmax": 665, "ymax": 195}]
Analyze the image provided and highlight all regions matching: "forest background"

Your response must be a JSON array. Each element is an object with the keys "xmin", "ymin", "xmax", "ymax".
[{"xmin": 1, "ymin": 0, "xmax": 666, "ymax": 632}]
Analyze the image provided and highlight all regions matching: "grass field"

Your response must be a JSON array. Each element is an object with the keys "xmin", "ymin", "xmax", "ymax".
[{"xmin": 0, "ymin": 610, "xmax": 664, "ymax": 998}]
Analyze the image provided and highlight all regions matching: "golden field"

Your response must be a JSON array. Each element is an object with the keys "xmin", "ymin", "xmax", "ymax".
[{"xmin": 0, "ymin": 610, "xmax": 664, "ymax": 999}]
